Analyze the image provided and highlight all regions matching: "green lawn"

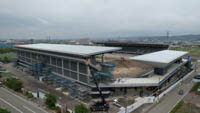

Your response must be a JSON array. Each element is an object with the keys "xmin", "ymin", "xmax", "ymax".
[
  {"xmin": 0, "ymin": 107, "xmax": 10, "ymax": 113},
  {"xmin": 170, "ymin": 47, "xmax": 200, "ymax": 56},
  {"xmin": 0, "ymin": 72, "xmax": 13, "ymax": 78},
  {"xmin": 170, "ymin": 101, "xmax": 184, "ymax": 113},
  {"xmin": 0, "ymin": 52, "xmax": 16, "ymax": 60},
  {"xmin": 190, "ymin": 83, "xmax": 200, "ymax": 96},
  {"xmin": 170, "ymin": 100, "xmax": 200, "ymax": 113},
  {"xmin": 170, "ymin": 83, "xmax": 200, "ymax": 113}
]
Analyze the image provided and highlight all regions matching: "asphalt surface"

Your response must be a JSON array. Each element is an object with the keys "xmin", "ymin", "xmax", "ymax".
[
  {"xmin": 148, "ymin": 78, "xmax": 194, "ymax": 113},
  {"xmin": 147, "ymin": 62, "xmax": 200, "ymax": 113},
  {"xmin": 0, "ymin": 87, "xmax": 48, "ymax": 113},
  {"xmin": 3, "ymin": 63, "xmax": 80, "ymax": 109}
]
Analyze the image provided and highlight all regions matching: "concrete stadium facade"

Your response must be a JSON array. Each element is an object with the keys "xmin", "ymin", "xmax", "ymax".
[{"xmin": 14, "ymin": 44, "xmax": 121, "ymax": 86}]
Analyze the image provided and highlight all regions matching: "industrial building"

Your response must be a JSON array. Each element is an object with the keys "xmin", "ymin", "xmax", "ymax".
[{"xmin": 14, "ymin": 44, "xmax": 193, "ymax": 99}]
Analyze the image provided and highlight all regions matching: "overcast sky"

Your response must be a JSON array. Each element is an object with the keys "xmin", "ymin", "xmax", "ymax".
[{"xmin": 0, "ymin": 0, "xmax": 199, "ymax": 39}]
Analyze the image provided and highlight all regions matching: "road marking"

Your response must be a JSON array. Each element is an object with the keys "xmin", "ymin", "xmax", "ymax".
[
  {"xmin": 0, "ymin": 98, "xmax": 23, "ymax": 113},
  {"xmin": 167, "ymin": 78, "xmax": 194, "ymax": 113},
  {"xmin": 23, "ymin": 105, "xmax": 36, "ymax": 113},
  {"xmin": 1, "ymin": 88, "xmax": 49, "ymax": 113}
]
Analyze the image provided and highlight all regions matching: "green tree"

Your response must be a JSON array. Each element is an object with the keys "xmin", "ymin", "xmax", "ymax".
[
  {"xmin": 0, "ymin": 48, "xmax": 13, "ymax": 54},
  {"xmin": 4, "ymin": 78, "xmax": 23, "ymax": 91},
  {"xmin": 3, "ymin": 56, "xmax": 10, "ymax": 62},
  {"xmin": 45, "ymin": 94, "xmax": 57, "ymax": 109},
  {"xmin": 75, "ymin": 104, "xmax": 90, "ymax": 113},
  {"xmin": 0, "ymin": 108, "xmax": 10, "ymax": 113},
  {"xmin": 27, "ymin": 92, "xmax": 34, "ymax": 98}
]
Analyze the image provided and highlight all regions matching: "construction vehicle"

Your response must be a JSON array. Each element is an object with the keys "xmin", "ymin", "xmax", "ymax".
[{"xmin": 86, "ymin": 62, "xmax": 110, "ymax": 112}]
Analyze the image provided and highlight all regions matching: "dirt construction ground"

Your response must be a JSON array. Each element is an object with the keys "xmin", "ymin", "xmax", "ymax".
[{"xmin": 97, "ymin": 57, "xmax": 152, "ymax": 78}]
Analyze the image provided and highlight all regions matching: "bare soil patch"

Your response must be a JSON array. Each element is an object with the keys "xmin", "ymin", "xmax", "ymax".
[{"xmin": 97, "ymin": 57, "xmax": 152, "ymax": 78}]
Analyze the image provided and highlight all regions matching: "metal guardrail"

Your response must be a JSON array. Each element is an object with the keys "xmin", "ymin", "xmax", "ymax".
[{"xmin": 118, "ymin": 69, "xmax": 194, "ymax": 113}]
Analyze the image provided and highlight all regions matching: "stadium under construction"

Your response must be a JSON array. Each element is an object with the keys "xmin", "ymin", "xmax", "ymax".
[
  {"xmin": 14, "ymin": 43, "xmax": 193, "ymax": 100},
  {"xmin": 95, "ymin": 41, "xmax": 169, "ymax": 54}
]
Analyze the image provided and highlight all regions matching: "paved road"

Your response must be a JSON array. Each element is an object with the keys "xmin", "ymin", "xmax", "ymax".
[
  {"xmin": 148, "ymin": 62, "xmax": 200, "ymax": 113},
  {"xmin": 3, "ymin": 63, "xmax": 80, "ymax": 109},
  {"xmin": 0, "ymin": 87, "xmax": 48, "ymax": 113},
  {"xmin": 148, "ymin": 79, "xmax": 194, "ymax": 113}
]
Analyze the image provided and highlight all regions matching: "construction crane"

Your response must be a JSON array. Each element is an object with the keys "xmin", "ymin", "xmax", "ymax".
[{"xmin": 86, "ymin": 62, "xmax": 109, "ymax": 112}]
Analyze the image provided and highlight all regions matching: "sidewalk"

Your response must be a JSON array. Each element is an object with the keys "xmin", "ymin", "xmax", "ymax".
[
  {"xmin": 147, "ymin": 71, "xmax": 196, "ymax": 113},
  {"xmin": 3, "ymin": 63, "xmax": 80, "ymax": 109}
]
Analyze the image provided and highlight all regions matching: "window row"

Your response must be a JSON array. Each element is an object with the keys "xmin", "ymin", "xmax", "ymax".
[
  {"xmin": 63, "ymin": 69, "xmax": 88, "ymax": 83},
  {"xmin": 17, "ymin": 51, "xmax": 88, "ymax": 74},
  {"xmin": 49, "ymin": 66, "xmax": 88, "ymax": 83},
  {"xmin": 18, "ymin": 52, "xmax": 89, "ymax": 84},
  {"xmin": 18, "ymin": 56, "xmax": 31, "ymax": 64}
]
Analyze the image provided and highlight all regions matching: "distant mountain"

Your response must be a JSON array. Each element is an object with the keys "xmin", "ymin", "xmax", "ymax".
[
  {"xmin": 108, "ymin": 34, "xmax": 200, "ymax": 41},
  {"xmin": 169, "ymin": 34, "xmax": 200, "ymax": 41}
]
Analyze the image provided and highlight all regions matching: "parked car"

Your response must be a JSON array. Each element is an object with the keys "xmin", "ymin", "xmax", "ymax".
[{"xmin": 193, "ymin": 73, "xmax": 200, "ymax": 83}]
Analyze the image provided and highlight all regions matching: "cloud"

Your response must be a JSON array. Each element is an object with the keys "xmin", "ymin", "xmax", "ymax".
[
  {"xmin": 0, "ymin": 0, "xmax": 199, "ymax": 39},
  {"xmin": 37, "ymin": 18, "xmax": 49, "ymax": 25},
  {"xmin": 0, "ymin": 13, "xmax": 38, "ymax": 27}
]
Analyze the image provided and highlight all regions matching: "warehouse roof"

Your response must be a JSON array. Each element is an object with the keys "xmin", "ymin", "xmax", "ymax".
[
  {"xmin": 15, "ymin": 44, "xmax": 121, "ymax": 57},
  {"xmin": 129, "ymin": 50, "xmax": 188, "ymax": 68}
]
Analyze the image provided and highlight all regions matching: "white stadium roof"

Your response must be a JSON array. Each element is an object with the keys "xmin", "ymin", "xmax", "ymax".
[
  {"xmin": 129, "ymin": 50, "xmax": 188, "ymax": 68},
  {"xmin": 15, "ymin": 44, "xmax": 121, "ymax": 57}
]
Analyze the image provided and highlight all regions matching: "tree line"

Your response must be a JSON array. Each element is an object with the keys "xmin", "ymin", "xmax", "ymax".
[{"xmin": 0, "ymin": 48, "xmax": 13, "ymax": 54}]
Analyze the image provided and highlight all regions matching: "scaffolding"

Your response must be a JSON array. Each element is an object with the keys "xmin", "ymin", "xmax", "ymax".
[
  {"xmin": 94, "ymin": 62, "xmax": 115, "ymax": 81},
  {"xmin": 30, "ymin": 57, "xmax": 116, "ymax": 100},
  {"xmin": 32, "ymin": 62, "xmax": 50, "ymax": 80},
  {"xmin": 31, "ymin": 58, "xmax": 90, "ymax": 100}
]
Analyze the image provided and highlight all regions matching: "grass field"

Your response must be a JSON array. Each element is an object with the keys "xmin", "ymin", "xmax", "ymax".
[
  {"xmin": 0, "ymin": 52, "xmax": 16, "ymax": 61},
  {"xmin": 0, "ymin": 72, "xmax": 13, "ymax": 78},
  {"xmin": 190, "ymin": 83, "xmax": 200, "ymax": 96},
  {"xmin": 170, "ymin": 47, "xmax": 200, "ymax": 56},
  {"xmin": 170, "ymin": 100, "xmax": 200, "ymax": 113},
  {"xmin": 170, "ymin": 83, "xmax": 200, "ymax": 113}
]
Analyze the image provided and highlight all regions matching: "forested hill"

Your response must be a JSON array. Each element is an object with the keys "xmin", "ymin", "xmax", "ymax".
[{"xmin": 110, "ymin": 34, "xmax": 200, "ymax": 41}]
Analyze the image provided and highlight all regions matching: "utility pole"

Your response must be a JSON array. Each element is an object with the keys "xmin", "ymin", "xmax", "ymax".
[
  {"xmin": 167, "ymin": 31, "xmax": 169, "ymax": 40},
  {"xmin": 124, "ymin": 88, "xmax": 128, "ymax": 113},
  {"xmin": 166, "ymin": 31, "xmax": 169, "ymax": 43},
  {"xmin": 49, "ymin": 35, "xmax": 51, "ymax": 43}
]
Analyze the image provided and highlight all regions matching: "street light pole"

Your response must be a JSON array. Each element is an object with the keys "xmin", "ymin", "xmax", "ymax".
[{"xmin": 124, "ymin": 88, "xmax": 128, "ymax": 113}]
